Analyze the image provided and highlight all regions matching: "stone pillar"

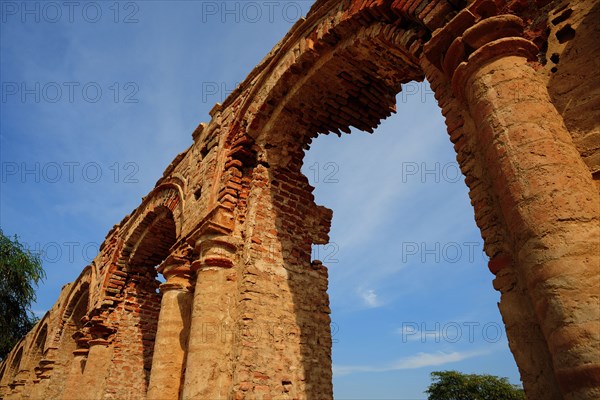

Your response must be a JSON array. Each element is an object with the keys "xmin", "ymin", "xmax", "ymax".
[
  {"xmin": 147, "ymin": 256, "xmax": 193, "ymax": 400},
  {"xmin": 61, "ymin": 348, "xmax": 88, "ymax": 399},
  {"xmin": 490, "ymin": 254, "xmax": 562, "ymax": 399},
  {"xmin": 181, "ymin": 233, "xmax": 238, "ymax": 399},
  {"xmin": 431, "ymin": 11, "xmax": 600, "ymax": 400},
  {"xmin": 76, "ymin": 339, "xmax": 112, "ymax": 400},
  {"xmin": 421, "ymin": 47, "xmax": 563, "ymax": 398}
]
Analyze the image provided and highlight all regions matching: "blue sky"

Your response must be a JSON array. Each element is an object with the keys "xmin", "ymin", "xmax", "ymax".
[{"xmin": 0, "ymin": 1, "xmax": 522, "ymax": 398}]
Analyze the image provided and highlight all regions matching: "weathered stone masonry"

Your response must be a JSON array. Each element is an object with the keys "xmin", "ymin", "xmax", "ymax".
[{"xmin": 1, "ymin": 0, "xmax": 598, "ymax": 399}]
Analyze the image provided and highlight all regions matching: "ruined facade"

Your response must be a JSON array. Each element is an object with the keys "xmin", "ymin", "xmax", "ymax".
[{"xmin": 1, "ymin": 0, "xmax": 599, "ymax": 399}]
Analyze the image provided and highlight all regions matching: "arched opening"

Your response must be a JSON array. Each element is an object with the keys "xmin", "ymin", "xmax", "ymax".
[
  {"xmin": 33, "ymin": 324, "xmax": 48, "ymax": 357},
  {"xmin": 6, "ymin": 346, "xmax": 24, "ymax": 393},
  {"xmin": 301, "ymin": 84, "xmax": 521, "ymax": 397},
  {"xmin": 233, "ymin": 6, "xmax": 519, "ymax": 396},
  {"xmin": 128, "ymin": 207, "xmax": 177, "ymax": 382},
  {"xmin": 30, "ymin": 323, "xmax": 48, "ymax": 378},
  {"xmin": 106, "ymin": 205, "xmax": 177, "ymax": 398},
  {"xmin": 44, "ymin": 283, "xmax": 89, "ymax": 399},
  {"xmin": 8, "ymin": 347, "xmax": 23, "ymax": 379},
  {"xmin": 231, "ymin": 20, "xmax": 428, "ymax": 396},
  {"xmin": 17, "ymin": 322, "xmax": 49, "ymax": 399}
]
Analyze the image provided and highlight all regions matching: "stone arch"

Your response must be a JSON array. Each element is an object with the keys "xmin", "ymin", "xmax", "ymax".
[
  {"xmin": 14, "ymin": 320, "xmax": 50, "ymax": 399},
  {"xmin": 138, "ymin": 183, "xmax": 185, "ymax": 237},
  {"xmin": 101, "ymin": 186, "xmax": 181, "ymax": 399},
  {"xmin": 247, "ymin": 18, "xmax": 426, "ymax": 173},
  {"xmin": 43, "ymin": 275, "xmax": 91, "ymax": 399},
  {"xmin": 59, "ymin": 267, "xmax": 92, "ymax": 336},
  {"xmin": 0, "ymin": 362, "xmax": 6, "ymax": 385},
  {"xmin": 8, "ymin": 346, "xmax": 23, "ymax": 378},
  {"xmin": 226, "ymin": 0, "xmax": 444, "ymax": 141},
  {"xmin": 122, "ymin": 205, "xmax": 177, "ymax": 272},
  {"xmin": 100, "ymin": 184, "xmax": 184, "ymax": 295},
  {"xmin": 245, "ymin": 27, "xmax": 422, "ymax": 141},
  {"xmin": 99, "ymin": 184, "xmax": 184, "ymax": 302},
  {"xmin": 219, "ymin": 3, "xmax": 431, "ymax": 223},
  {"xmin": 3, "ymin": 345, "xmax": 24, "ymax": 395},
  {"xmin": 28, "ymin": 319, "xmax": 49, "ymax": 374},
  {"xmin": 30, "ymin": 321, "xmax": 48, "ymax": 355},
  {"xmin": 215, "ymin": 6, "xmax": 438, "ymax": 397},
  {"xmin": 160, "ymin": 174, "xmax": 188, "ymax": 199}
]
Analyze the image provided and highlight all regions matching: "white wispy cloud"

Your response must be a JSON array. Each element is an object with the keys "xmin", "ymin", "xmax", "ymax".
[
  {"xmin": 358, "ymin": 288, "xmax": 381, "ymax": 308},
  {"xmin": 397, "ymin": 325, "xmax": 443, "ymax": 342},
  {"xmin": 333, "ymin": 349, "xmax": 490, "ymax": 377}
]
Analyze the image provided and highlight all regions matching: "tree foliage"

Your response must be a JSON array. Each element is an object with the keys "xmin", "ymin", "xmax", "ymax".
[
  {"xmin": 426, "ymin": 370, "xmax": 526, "ymax": 400},
  {"xmin": 0, "ymin": 229, "xmax": 46, "ymax": 360}
]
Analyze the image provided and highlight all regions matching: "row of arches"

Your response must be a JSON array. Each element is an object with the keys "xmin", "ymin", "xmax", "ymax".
[
  {"xmin": 2, "ymin": 0, "xmax": 598, "ymax": 398},
  {"xmin": 0, "ymin": 184, "xmax": 185, "ymax": 399},
  {"xmin": 0, "ymin": 271, "xmax": 89, "ymax": 399}
]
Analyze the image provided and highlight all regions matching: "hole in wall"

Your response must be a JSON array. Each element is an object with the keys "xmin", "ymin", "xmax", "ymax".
[
  {"xmin": 155, "ymin": 272, "xmax": 166, "ymax": 294},
  {"xmin": 538, "ymin": 28, "xmax": 550, "ymax": 65},
  {"xmin": 551, "ymin": 9, "xmax": 573, "ymax": 25},
  {"xmin": 556, "ymin": 24, "xmax": 576, "ymax": 44},
  {"xmin": 550, "ymin": 53, "xmax": 560, "ymax": 64}
]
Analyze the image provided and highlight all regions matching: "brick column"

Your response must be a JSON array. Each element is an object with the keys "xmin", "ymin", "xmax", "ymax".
[
  {"xmin": 147, "ymin": 256, "xmax": 193, "ymax": 400},
  {"xmin": 181, "ymin": 232, "xmax": 238, "ymax": 399},
  {"xmin": 429, "ymin": 11, "xmax": 600, "ymax": 400},
  {"xmin": 77, "ymin": 339, "xmax": 112, "ymax": 400},
  {"xmin": 421, "ymin": 49, "xmax": 562, "ymax": 398},
  {"xmin": 62, "ymin": 348, "xmax": 88, "ymax": 399}
]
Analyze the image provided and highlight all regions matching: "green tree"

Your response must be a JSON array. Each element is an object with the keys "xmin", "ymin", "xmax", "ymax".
[
  {"xmin": 426, "ymin": 370, "xmax": 526, "ymax": 400},
  {"xmin": 0, "ymin": 229, "xmax": 46, "ymax": 360}
]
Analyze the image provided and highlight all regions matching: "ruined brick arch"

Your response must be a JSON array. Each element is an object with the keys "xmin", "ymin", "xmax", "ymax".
[
  {"xmin": 99, "ymin": 184, "xmax": 184, "ymax": 297},
  {"xmin": 60, "ymin": 269, "xmax": 92, "ymax": 325},
  {"xmin": 241, "ymin": 30, "xmax": 422, "ymax": 139},
  {"xmin": 24, "ymin": 320, "xmax": 48, "ymax": 380},
  {"xmin": 6, "ymin": 345, "xmax": 23, "ymax": 377},
  {"xmin": 6, "ymin": 347, "xmax": 23, "ymax": 385},
  {"xmin": 42, "ymin": 272, "xmax": 92, "ymax": 400},
  {"xmin": 118, "ymin": 204, "xmax": 178, "ymax": 276},
  {"xmin": 228, "ymin": 0, "xmax": 428, "ymax": 136},
  {"xmin": 6, "ymin": 317, "xmax": 48, "ymax": 398},
  {"xmin": 0, "ymin": 362, "xmax": 5, "ymax": 386},
  {"xmin": 55, "ymin": 265, "xmax": 93, "ymax": 348},
  {"xmin": 29, "ymin": 322, "xmax": 48, "ymax": 355},
  {"xmin": 121, "ymin": 183, "xmax": 185, "ymax": 241},
  {"xmin": 218, "ymin": 7, "xmax": 437, "ymax": 399},
  {"xmin": 94, "ymin": 184, "xmax": 184, "ymax": 399}
]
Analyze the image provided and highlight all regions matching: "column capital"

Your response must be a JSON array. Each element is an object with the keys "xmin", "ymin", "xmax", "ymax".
[
  {"xmin": 187, "ymin": 205, "xmax": 235, "ymax": 245},
  {"xmin": 190, "ymin": 234, "xmax": 238, "ymax": 272},
  {"xmin": 157, "ymin": 255, "xmax": 192, "ymax": 292},
  {"xmin": 424, "ymin": 6, "xmax": 539, "ymax": 101},
  {"xmin": 451, "ymin": 36, "xmax": 538, "ymax": 101}
]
